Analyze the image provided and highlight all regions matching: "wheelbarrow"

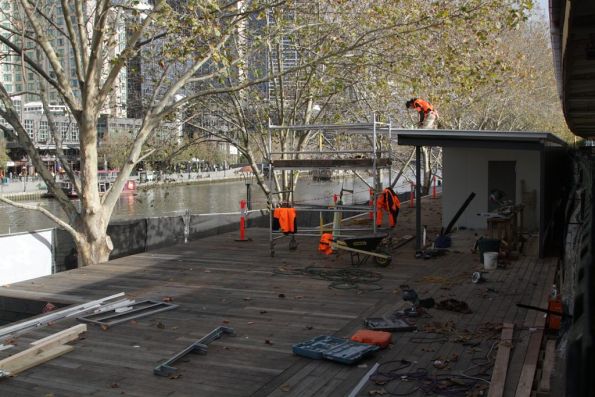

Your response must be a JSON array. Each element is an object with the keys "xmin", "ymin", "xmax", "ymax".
[{"xmin": 332, "ymin": 234, "xmax": 392, "ymax": 267}]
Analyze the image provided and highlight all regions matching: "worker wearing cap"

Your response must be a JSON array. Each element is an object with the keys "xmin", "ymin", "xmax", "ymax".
[{"xmin": 406, "ymin": 98, "xmax": 438, "ymax": 129}]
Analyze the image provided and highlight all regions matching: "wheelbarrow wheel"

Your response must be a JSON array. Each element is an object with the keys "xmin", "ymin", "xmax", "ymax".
[{"xmin": 374, "ymin": 252, "xmax": 391, "ymax": 267}]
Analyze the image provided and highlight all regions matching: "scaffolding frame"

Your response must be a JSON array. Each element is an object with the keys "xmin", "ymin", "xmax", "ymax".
[{"xmin": 267, "ymin": 115, "xmax": 393, "ymax": 256}]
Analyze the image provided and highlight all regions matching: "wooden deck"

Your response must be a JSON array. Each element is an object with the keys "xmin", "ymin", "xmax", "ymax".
[{"xmin": 0, "ymin": 196, "xmax": 557, "ymax": 397}]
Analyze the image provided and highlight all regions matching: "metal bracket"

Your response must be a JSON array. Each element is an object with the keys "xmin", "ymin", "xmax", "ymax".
[
  {"xmin": 153, "ymin": 326, "xmax": 235, "ymax": 377},
  {"xmin": 77, "ymin": 300, "xmax": 178, "ymax": 328}
]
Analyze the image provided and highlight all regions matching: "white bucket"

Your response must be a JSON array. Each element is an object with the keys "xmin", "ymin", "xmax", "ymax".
[{"xmin": 483, "ymin": 252, "xmax": 498, "ymax": 270}]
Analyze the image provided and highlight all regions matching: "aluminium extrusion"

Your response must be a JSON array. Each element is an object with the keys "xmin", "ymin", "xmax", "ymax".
[
  {"xmin": 0, "ymin": 292, "xmax": 126, "ymax": 340},
  {"xmin": 154, "ymin": 326, "xmax": 235, "ymax": 377},
  {"xmin": 85, "ymin": 299, "xmax": 136, "ymax": 315},
  {"xmin": 77, "ymin": 300, "xmax": 178, "ymax": 327}
]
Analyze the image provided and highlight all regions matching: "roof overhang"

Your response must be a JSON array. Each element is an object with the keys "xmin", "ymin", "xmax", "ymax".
[
  {"xmin": 395, "ymin": 129, "xmax": 567, "ymax": 150},
  {"xmin": 550, "ymin": 0, "xmax": 595, "ymax": 139}
]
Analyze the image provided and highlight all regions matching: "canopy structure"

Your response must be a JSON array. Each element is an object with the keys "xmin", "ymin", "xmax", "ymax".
[{"xmin": 395, "ymin": 129, "xmax": 567, "ymax": 256}]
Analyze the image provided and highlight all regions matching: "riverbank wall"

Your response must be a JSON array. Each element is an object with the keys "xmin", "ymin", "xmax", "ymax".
[{"xmin": 0, "ymin": 168, "xmax": 249, "ymax": 201}]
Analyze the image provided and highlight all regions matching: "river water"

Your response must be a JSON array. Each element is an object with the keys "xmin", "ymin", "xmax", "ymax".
[{"xmin": 0, "ymin": 173, "xmax": 412, "ymax": 235}]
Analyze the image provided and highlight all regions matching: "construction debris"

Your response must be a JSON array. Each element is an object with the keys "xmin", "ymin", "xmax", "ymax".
[
  {"xmin": 0, "ymin": 293, "xmax": 126, "ymax": 342},
  {"xmin": 435, "ymin": 299, "xmax": 472, "ymax": 314},
  {"xmin": 0, "ymin": 324, "xmax": 87, "ymax": 378},
  {"xmin": 154, "ymin": 326, "xmax": 235, "ymax": 377},
  {"xmin": 78, "ymin": 300, "xmax": 178, "ymax": 328}
]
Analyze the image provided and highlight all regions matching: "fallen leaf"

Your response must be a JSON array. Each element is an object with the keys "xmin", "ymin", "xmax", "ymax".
[
  {"xmin": 265, "ymin": 339, "xmax": 273, "ymax": 345},
  {"xmin": 156, "ymin": 322, "xmax": 165, "ymax": 329},
  {"xmin": 110, "ymin": 383, "xmax": 120, "ymax": 388},
  {"xmin": 222, "ymin": 320, "xmax": 230, "ymax": 324},
  {"xmin": 280, "ymin": 384, "xmax": 291, "ymax": 392},
  {"xmin": 168, "ymin": 374, "xmax": 182, "ymax": 380},
  {"xmin": 100, "ymin": 324, "xmax": 109, "ymax": 331},
  {"xmin": 162, "ymin": 296, "xmax": 173, "ymax": 302}
]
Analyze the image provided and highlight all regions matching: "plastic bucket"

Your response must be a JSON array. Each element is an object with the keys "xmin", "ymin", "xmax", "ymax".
[
  {"xmin": 483, "ymin": 252, "xmax": 498, "ymax": 270},
  {"xmin": 477, "ymin": 238, "xmax": 500, "ymax": 263}
]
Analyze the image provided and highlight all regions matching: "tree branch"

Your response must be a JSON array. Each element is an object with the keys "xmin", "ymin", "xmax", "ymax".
[{"xmin": 0, "ymin": 196, "xmax": 78, "ymax": 237}]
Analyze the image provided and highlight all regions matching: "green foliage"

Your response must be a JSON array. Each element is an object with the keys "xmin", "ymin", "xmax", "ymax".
[{"xmin": 97, "ymin": 134, "xmax": 134, "ymax": 170}]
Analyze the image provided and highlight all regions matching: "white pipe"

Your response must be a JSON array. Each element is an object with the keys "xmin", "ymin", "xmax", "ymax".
[{"xmin": 347, "ymin": 362, "xmax": 379, "ymax": 397}]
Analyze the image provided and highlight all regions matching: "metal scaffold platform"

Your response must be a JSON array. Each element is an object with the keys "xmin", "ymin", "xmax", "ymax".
[{"xmin": 267, "ymin": 115, "xmax": 394, "ymax": 257}]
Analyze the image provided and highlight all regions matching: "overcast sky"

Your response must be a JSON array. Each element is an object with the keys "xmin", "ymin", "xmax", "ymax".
[{"xmin": 536, "ymin": 0, "xmax": 549, "ymax": 20}]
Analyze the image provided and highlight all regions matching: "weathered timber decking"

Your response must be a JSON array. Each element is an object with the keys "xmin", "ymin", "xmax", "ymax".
[{"xmin": 0, "ymin": 196, "xmax": 556, "ymax": 397}]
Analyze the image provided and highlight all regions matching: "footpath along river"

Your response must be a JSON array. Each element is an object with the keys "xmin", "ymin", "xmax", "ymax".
[{"xmin": 0, "ymin": 175, "xmax": 414, "ymax": 235}]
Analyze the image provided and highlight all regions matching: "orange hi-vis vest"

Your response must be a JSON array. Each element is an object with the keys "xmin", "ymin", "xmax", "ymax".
[
  {"xmin": 377, "ymin": 188, "xmax": 401, "ymax": 228},
  {"xmin": 318, "ymin": 233, "xmax": 334, "ymax": 255},
  {"xmin": 273, "ymin": 207, "xmax": 296, "ymax": 233},
  {"xmin": 412, "ymin": 98, "xmax": 433, "ymax": 114}
]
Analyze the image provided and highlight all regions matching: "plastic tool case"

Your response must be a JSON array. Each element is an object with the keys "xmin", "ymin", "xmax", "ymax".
[
  {"xmin": 364, "ymin": 317, "xmax": 417, "ymax": 332},
  {"xmin": 292, "ymin": 335, "xmax": 379, "ymax": 365}
]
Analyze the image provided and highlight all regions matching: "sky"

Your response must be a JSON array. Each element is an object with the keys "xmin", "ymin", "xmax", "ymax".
[{"xmin": 535, "ymin": 0, "xmax": 549, "ymax": 20}]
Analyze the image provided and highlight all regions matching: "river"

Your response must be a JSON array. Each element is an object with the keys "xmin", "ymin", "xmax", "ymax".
[{"xmin": 0, "ymin": 173, "xmax": 413, "ymax": 235}]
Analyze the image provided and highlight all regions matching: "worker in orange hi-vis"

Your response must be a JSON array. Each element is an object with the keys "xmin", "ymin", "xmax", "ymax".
[
  {"xmin": 376, "ymin": 188, "xmax": 401, "ymax": 228},
  {"xmin": 406, "ymin": 98, "xmax": 438, "ymax": 129}
]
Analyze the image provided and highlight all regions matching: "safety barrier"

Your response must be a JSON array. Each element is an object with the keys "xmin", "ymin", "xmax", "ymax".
[{"xmin": 237, "ymin": 200, "xmax": 249, "ymax": 241}]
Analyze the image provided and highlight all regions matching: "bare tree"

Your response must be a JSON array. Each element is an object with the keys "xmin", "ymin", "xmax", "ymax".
[
  {"xmin": 0, "ymin": 1, "xmax": 309, "ymax": 265},
  {"xmin": 0, "ymin": 0, "xmax": 541, "ymax": 266}
]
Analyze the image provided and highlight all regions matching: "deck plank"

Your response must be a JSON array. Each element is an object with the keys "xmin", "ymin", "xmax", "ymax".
[{"xmin": 0, "ymin": 196, "xmax": 558, "ymax": 397}]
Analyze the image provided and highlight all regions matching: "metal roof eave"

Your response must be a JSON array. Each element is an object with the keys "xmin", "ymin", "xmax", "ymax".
[{"xmin": 394, "ymin": 129, "xmax": 567, "ymax": 150}]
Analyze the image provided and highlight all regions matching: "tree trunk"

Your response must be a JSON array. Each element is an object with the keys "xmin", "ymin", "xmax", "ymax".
[
  {"xmin": 72, "ymin": 110, "xmax": 115, "ymax": 267},
  {"xmin": 74, "ymin": 213, "xmax": 113, "ymax": 267}
]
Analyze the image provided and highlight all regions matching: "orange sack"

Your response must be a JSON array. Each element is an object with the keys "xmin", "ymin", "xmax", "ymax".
[{"xmin": 351, "ymin": 329, "xmax": 392, "ymax": 348}]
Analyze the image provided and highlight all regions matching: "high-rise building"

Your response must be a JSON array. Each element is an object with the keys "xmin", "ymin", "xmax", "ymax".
[{"xmin": 0, "ymin": 0, "xmax": 129, "ymax": 117}]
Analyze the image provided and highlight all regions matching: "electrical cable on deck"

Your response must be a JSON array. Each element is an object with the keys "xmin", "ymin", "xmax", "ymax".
[
  {"xmin": 369, "ymin": 359, "xmax": 490, "ymax": 396},
  {"xmin": 274, "ymin": 265, "xmax": 383, "ymax": 291}
]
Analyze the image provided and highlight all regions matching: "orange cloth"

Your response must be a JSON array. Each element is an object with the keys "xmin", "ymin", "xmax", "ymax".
[
  {"xmin": 376, "ymin": 188, "xmax": 400, "ymax": 228},
  {"xmin": 318, "ymin": 233, "xmax": 333, "ymax": 255},
  {"xmin": 273, "ymin": 207, "xmax": 296, "ymax": 233}
]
